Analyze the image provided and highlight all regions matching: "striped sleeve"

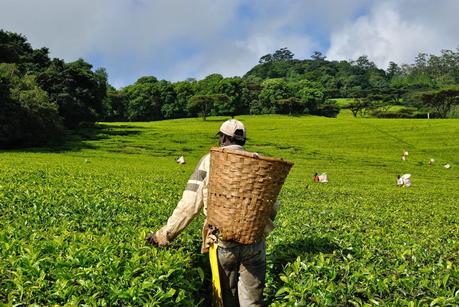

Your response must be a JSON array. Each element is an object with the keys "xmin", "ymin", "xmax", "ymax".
[
  {"xmin": 185, "ymin": 157, "xmax": 208, "ymax": 191},
  {"xmin": 155, "ymin": 154, "xmax": 210, "ymax": 243}
]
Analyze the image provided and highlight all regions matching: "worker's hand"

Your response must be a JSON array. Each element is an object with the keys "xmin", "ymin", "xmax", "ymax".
[{"xmin": 145, "ymin": 231, "xmax": 169, "ymax": 247}]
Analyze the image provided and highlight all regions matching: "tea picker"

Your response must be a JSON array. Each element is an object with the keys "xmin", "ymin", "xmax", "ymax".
[
  {"xmin": 401, "ymin": 149, "xmax": 409, "ymax": 161},
  {"xmin": 176, "ymin": 155, "xmax": 186, "ymax": 164},
  {"xmin": 146, "ymin": 119, "xmax": 293, "ymax": 306},
  {"xmin": 396, "ymin": 174, "xmax": 412, "ymax": 187}
]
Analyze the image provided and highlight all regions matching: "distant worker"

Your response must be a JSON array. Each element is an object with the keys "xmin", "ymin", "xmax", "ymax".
[
  {"xmin": 429, "ymin": 158, "xmax": 435, "ymax": 166},
  {"xmin": 146, "ymin": 119, "xmax": 290, "ymax": 306},
  {"xmin": 401, "ymin": 149, "xmax": 409, "ymax": 161},
  {"xmin": 313, "ymin": 172, "xmax": 320, "ymax": 182},
  {"xmin": 396, "ymin": 175, "xmax": 404, "ymax": 187},
  {"xmin": 444, "ymin": 163, "xmax": 451, "ymax": 169},
  {"xmin": 176, "ymin": 155, "xmax": 186, "ymax": 164},
  {"xmin": 397, "ymin": 174, "xmax": 411, "ymax": 187},
  {"xmin": 402, "ymin": 174, "xmax": 412, "ymax": 187},
  {"xmin": 318, "ymin": 173, "xmax": 328, "ymax": 183}
]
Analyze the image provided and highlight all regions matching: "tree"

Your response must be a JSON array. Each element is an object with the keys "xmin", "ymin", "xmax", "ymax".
[
  {"xmin": 196, "ymin": 74, "xmax": 223, "ymax": 95},
  {"xmin": 311, "ymin": 51, "xmax": 326, "ymax": 61},
  {"xmin": 347, "ymin": 87, "xmax": 371, "ymax": 117},
  {"xmin": 348, "ymin": 98, "xmax": 371, "ymax": 117},
  {"xmin": 258, "ymin": 53, "xmax": 274, "ymax": 64},
  {"xmin": 272, "ymin": 48, "xmax": 294, "ymax": 61},
  {"xmin": 258, "ymin": 48, "xmax": 294, "ymax": 64},
  {"xmin": 37, "ymin": 58, "xmax": 108, "ymax": 128},
  {"xmin": 169, "ymin": 81, "xmax": 195, "ymax": 118},
  {"xmin": 123, "ymin": 76, "xmax": 162, "ymax": 121},
  {"xmin": 0, "ymin": 63, "xmax": 63, "ymax": 147},
  {"xmin": 290, "ymin": 80, "xmax": 325, "ymax": 114},
  {"xmin": 156, "ymin": 80, "xmax": 177, "ymax": 119},
  {"xmin": 316, "ymin": 102, "xmax": 340, "ymax": 118},
  {"xmin": 212, "ymin": 94, "xmax": 234, "ymax": 117},
  {"xmin": 102, "ymin": 86, "xmax": 126, "ymax": 121},
  {"xmin": 380, "ymin": 83, "xmax": 407, "ymax": 105},
  {"xmin": 215, "ymin": 77, "xmax": 247, "ymax": 115},
  {"xmin": 135, "ymin": 76, "xmax": 158, "ymax": 84},
  {"xmin": 0, "ymin": 30, "xmax": 51, "ymax": 74},
  {"xmin": 273, "ymin": 97, "xmax": 306, "ymax": 115},
  {"xmin": 413, "ymin": 53, "xmax": 428, "ymax": 74},
  {"xmin": 257, "ymin": 79, "xmax": 292, "ymax": 114},
  {"xmin": 0, "ymin": 30, "xmax": 33, "ymax": 64},
  {"xmin": 418, "ymin": 87, "xmax": 459, "ymax": 118},
  {"xmin": 187, "ymin": 95, "xmax": 215, "ymax": 120},
  {"xmin": 355, "ymin": 55, "xmax": 377, "ymax": 70}
]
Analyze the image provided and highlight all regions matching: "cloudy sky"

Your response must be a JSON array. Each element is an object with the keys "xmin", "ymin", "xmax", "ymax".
[{"xmin": 1, "ymin": 0, "xmax": 458, "ymax": 88}]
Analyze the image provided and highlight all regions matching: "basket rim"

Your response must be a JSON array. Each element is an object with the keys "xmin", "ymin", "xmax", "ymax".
[{"xmin": 210, "ymin": 146, "xmax": 294, "ymax": 166}]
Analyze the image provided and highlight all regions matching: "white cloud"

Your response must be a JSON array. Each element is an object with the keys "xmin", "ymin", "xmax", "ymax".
[
  {"xmin": 326, "ymin": 0, "xmax": 459, "ymax": 69},
  {"xmin": 2, "ymin": 0, "xmax": 371, "ymax": 85},
  {"xmin": 0, "ymin": 0, "xmax": 241, "ymax": 85},
  {"xmin": 3, "ymin": 0, "xmax": 457, "ymax": 85}
]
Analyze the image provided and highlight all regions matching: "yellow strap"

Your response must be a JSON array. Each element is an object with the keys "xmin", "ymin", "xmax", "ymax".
[{"xmin": 209, "ymin": 243, "xmax": 223, "ymax": 306}]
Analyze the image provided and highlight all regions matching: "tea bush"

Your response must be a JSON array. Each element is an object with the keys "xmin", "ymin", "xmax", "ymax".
[{"xmin": 1, "ymin": 113, "xmax": 458, "ymax": 305}]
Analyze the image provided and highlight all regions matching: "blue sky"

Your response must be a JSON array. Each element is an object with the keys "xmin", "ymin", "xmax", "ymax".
[{"xmin": 1, "ymin": 0, "xmax": 459, "ymax": 88}]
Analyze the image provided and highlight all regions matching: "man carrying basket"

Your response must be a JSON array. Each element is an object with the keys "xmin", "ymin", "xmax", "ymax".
[{"xmin": 147, "ymin": 119, "xmax": 292, "ymax": 306}]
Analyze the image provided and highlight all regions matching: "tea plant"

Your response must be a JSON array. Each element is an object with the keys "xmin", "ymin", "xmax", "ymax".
[{"xmin": 1, "ymin": 113, "xmax": 458, "ymax": 305}]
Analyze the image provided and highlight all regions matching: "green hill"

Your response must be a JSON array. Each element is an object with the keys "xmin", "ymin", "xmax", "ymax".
[{"xmin": 1, "ymin": 114, "xmax": 458, "ymax": 305}]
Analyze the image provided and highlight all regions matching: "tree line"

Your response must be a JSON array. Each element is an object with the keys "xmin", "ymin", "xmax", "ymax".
[{"xmin": 1, "ymin": 30, "xmax": 458, "ymax": 148}]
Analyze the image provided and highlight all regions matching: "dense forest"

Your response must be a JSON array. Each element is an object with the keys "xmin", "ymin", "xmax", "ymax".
[{"xmin": 1, "ymin": 30, "xmax": 458, "ymax": 147}]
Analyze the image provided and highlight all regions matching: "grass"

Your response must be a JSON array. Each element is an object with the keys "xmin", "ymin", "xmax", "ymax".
[{"xmin": 1, "ymin": 113, "xmax": 458, "ymax": 305}]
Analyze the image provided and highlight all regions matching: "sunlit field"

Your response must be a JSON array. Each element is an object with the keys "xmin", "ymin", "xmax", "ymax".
[{"xmin": 1, "ymin": 113, "xmax": 458, "ymax": 305}]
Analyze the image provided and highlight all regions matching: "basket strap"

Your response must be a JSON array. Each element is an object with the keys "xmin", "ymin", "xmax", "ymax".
[{"xmin": 209, "ymin": 243, "xmax": 223, "ymax": 306}]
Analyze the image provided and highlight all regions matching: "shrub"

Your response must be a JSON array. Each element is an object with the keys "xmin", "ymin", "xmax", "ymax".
[
  {"xmin": 315, "ymin": 103, "xmax": 340, "ymax": 118},
  {"xmin": 0, "ymin": 64, "xmax": 63, "ymax": 148},
  {"xmin": 371, "ymin": 107, "xmax": 441, "ymax": 119}
]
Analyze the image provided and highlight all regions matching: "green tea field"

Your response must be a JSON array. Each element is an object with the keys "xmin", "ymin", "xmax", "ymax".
[{"xmin": 1, "ymin": 113, "xmax": 458, "ymax": 305}]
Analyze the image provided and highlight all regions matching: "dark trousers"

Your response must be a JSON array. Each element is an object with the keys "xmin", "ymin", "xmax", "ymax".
[{"xmin": 217, "ymin": 240, "xmax": 266, "ymax": 307}]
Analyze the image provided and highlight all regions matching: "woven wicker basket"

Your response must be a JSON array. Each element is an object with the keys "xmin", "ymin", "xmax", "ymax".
[{"xmin": 207, "ymin": 147, "xmax": 293, "ymax": 244}]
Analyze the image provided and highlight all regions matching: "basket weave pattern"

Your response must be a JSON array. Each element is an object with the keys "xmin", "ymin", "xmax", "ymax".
[{"xmin": 207, "ymin": 147, "xmax": 293, "ymax": 244}]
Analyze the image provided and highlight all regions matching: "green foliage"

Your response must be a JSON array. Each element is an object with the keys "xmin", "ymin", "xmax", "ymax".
[
  {"xmin": 37, "ymin": 58, "xmax": 107, "ymax": 128},
  {"xmin": 1, "ymin": 114, "xmax": 458, "ymax": 305},
  {"xmin": 0, "ymin": 30, "xmax": 33, "ymax": 63},
  {"xmin": 102, "ymin": 85, "xmax": 126, "ymax": 121},
  {"xmin": 0, "ymin": 30, "xmax": 50, "ymax": 73},
  {"xmin": 371, "ymin": 107, "xmax": 434, "ymax": 119},
  {"xmin": 123, "ymin": 76, "xmax": 162, "ymax": 121},
  {"xmin": 3, "ymin": 29, "xmax": 459, "ymax": 151},
  {"xmin": 0, "ymin": 63, "xmax": 63, "ymax": 147},
  {"xmin": 156, "ymin": 80, "xmax": 177, "ymax": 119},
  {"xmin": 211, "ymin": 94, "xmax": 233, "ymax": 117},
  {"xmin": 114, "ymin": 72, "xmax": 342, "ymax": 122},
  {"xmin": 273, "ymin": 97, "xmax": 306, "ymax": 115},
  {"xmin": 257, "ymin": 79, "xmax": 292, "ymax": 114},
  {"xmin": 315, "ymin": 102, "xmax": 340, "ymax": 118},
  {"xmin": 195, "ymin": 74, "xmax": 223, "ymax": 95},
  {"xmin": 248, "ymin": 47, "xmax": 459, "ymax": 114},
  {"xmin": 170, "ymin": 81, "xmax": 195, "ymax": 119},
  {"xmin": 1, "ymin": 30, "xmax": 108, "ymax": 137},
  {"xmin": 348, "ymin": 98, "xmax": 371, "ymax": 117},
  {"xmin": 418, "ymin": 87, "xmax": 459, "ymax": 118},
  {"xmin": 215, "ymin": 77, "xmax": 248, "ymax": 115},
  {"xmin": 187, "ymin": 94, "xmax": 215, "ymax": 120},
  {"xmin": 291, "ymin": 80, "xmax": 326, "ymax": 114},
  {"xmin": 259, "ymin": 47, "xmax": 295, "ymax": 64}
]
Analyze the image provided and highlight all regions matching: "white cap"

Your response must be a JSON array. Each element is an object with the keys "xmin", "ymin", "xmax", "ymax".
[{"xmin": 219, "ymin": 119, "xmax": 246, "ymax": 140}]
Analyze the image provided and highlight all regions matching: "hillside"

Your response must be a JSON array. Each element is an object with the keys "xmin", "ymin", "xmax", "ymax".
[{"xmin": 1, "ymin": 114, "xmax": 458, "ymax": 305}]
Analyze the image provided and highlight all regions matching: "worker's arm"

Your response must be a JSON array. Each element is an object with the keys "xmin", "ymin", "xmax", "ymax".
[
  {"xmin": 148, "ymin": 154, "xmax": 210, "ymax": 246},
  {"xmin": 271, "ymin": 199, "xmax": 280, "ymax": 221},
  {"xmin": 264, "ymin": 199, "xmax": 280, "ymax": 236}
]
